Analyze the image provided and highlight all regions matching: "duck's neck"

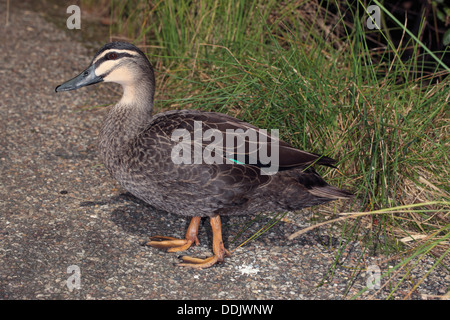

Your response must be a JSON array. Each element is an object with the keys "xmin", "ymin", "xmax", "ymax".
[
  {"xmin": 99, "ymin": 80, "xmax": 154, "ymax": 155},
  {"xmin": 119, "ymin": 79, "xmax": 154, "ymax": 111}
]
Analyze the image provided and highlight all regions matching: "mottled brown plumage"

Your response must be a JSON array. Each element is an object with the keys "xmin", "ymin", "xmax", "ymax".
[{"xmin": 56, "ymin": 42, "xmax": 352, "ymax": 268}]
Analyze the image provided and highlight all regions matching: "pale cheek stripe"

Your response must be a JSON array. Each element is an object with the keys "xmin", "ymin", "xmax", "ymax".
[
  {"xmin": 94, "ymin": 60, "xmax": 118, "ymax": 76},
  {"xmin": 92, "ymin": 49, "xmax": 140, "ymax": 64}
]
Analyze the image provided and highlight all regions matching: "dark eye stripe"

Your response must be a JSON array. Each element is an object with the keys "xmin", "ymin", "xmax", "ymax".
[{"xmin": 95, "ymin": 52, "xmax": 136, "ymax": 68}]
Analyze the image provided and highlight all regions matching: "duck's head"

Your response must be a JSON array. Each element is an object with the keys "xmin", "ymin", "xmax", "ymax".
[{"xmin": 55, "ymin": 42, "xmax": 155, "ymax": 105}]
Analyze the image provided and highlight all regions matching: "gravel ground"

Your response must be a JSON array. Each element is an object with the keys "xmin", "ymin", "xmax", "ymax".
[{"xmin": 1, "ymin": 1, "xmax": 448, "ymax": 300}]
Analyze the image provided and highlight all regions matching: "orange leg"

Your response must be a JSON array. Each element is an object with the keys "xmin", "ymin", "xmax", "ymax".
[
  {"xmin": 144, "ymin": 216, "xmax": 201, "ymax": 253},
  {"xmin": 178, "ymin": 215, "xmax": 231, "ymax": 269}
]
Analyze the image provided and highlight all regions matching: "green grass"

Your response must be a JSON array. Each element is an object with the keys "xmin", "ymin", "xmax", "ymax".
[{"xmin": 83, "ymin": 0, "xmax": 449, "ymax": 299}]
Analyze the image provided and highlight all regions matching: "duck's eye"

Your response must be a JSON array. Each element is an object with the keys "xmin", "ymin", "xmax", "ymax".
[{"xmin": 107, "ymin": 53, "xmax": 118, "ymax": 60}]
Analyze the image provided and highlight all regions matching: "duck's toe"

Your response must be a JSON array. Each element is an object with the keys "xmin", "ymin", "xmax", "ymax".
[
  {"xmin": 177, "ymin": 255, "xmax": 220, "ymax": 269},
  {"xmin": 143, "ymin": 235, "xmax": 199, "ymax": 253},
  {"xmin": 176, "ymin": 249, "xmax": 231, "ymax": 269}
]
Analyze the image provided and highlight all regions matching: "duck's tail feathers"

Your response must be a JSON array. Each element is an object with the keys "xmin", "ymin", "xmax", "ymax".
[{"xmin": 309, "ymin": 185, "xmax": 353, "ymax": 200}]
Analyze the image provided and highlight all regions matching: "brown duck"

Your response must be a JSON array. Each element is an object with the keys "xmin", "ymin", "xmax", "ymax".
[{"xmin": 56, "ymin": 42, "xmax": 351, "ymax": 268}]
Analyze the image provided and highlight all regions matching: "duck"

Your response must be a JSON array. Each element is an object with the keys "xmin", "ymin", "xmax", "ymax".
[{"xmin": 56, "ymin": 41, "xmax": 352, "ymax": 269}]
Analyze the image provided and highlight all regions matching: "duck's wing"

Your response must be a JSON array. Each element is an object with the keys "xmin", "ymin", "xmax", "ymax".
[
  {"xmin": 148, "ymin": 110, "xmax": 338, "ymax": 171},
  {"xmin": 137, "ymin": 110, "xmax": 349, "ymax": 212},
  {"xmin": 138, "ymin": 111, "xmax": 272, "ymax": 211}
]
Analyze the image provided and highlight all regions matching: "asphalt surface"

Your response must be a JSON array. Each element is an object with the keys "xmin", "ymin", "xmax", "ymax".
[{"xmin": 1, "ymin": 1, "xmax": 448, "ymax": 300}]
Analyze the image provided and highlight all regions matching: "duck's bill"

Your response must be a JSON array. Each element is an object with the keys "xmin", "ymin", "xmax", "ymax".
[{"xmin": 55, "ymin": 64, "xmax": 103, "ymax": 92}]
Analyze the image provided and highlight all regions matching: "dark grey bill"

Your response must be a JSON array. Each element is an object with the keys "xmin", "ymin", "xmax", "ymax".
[{"xmin": 55, "ymin": 64, "xmax": 103, "ymax": 92}]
